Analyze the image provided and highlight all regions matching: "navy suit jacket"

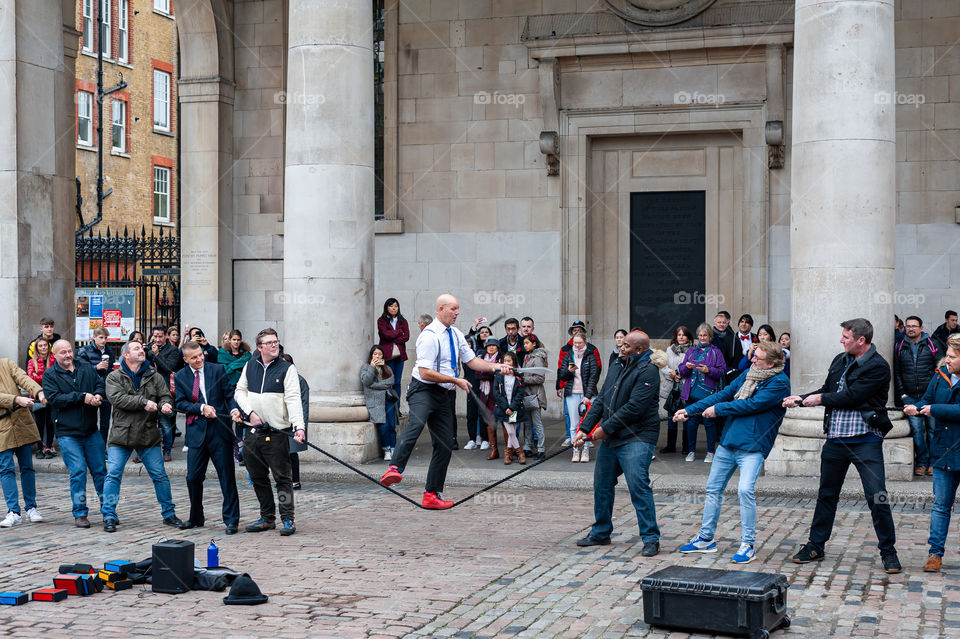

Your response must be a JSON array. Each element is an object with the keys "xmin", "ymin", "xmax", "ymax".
[{"xmin": 175, "ymin": 362, "xmax": 235, "ymax": 448}]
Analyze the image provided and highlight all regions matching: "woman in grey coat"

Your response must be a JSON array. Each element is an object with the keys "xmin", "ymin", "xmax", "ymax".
[{"xmin": 361, "ymin": 345, "xmax": 396, "ymax": 461}]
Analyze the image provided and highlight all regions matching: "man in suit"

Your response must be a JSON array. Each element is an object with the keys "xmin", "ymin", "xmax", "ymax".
[{"xmin": 175, "ymin": 341, "xmax": 240, "ymax": 534}]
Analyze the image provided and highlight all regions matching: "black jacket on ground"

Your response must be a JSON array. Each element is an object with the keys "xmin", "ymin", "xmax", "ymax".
[
  {"xmin": 578, "ymin": 350, "xmax": 661, "ymax": 447},
  {"xmin": 558, "ymin": 348, "xmax": 601, "ymax": 399},
  {"xmin": 42, "ymin": 361, "xmax": 105, "ymax": 437},
  {"xmin": 894, "ymin": 335, "xmax": 939, "ymax": 398},
  {"xmin": 801, "ymin": 344, "xmax": 892, "ymax": 435}
]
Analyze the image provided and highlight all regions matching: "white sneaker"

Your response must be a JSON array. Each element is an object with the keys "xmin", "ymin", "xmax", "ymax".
[
  {"xmin": 383, "ymin": 449, "xmax": 393, "ymax": 462},
  {"xmin": 182, "ymin": 445, "xmax": 189, "ymax": 453},
  {"xmin": 685, "ymin": 452, "xmax": 696, "ymax": 462},
  {"xmin": 475, "ymin": 436, "xmax": 483, "ymax": 446},
  {"xmin": 704, "ymin": 452, "xmax": 714, "ymax": 463},
  {"xmin": 0, "ymin": 511, "xmax": 21, "ymax": 527},
  {"xmin": 572, "ymin": 447, "xmax": 582, "ymax": 462},
  {"xmin": 562, "ymin": 438, "xmax": 571, "ymax": 447},
  {"xmin": 580, "ymin": 448, "xmax": 590, "ymax": 462},
  {"xmin": 464, "ymin": 440, "xmax": 477, "ymax": 450},
  {"xmin": 24, "ymin": 508, "xmax": 43, "ymax": 523},
  {"xmin": 480, "ymin": 441, "xmax": 490, "ymax": 450}
]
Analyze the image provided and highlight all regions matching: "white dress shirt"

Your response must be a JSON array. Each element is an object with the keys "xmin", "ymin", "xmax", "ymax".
[{"xmin": 412, "ymin": 318, "xmax": 476, "ymax": 390}]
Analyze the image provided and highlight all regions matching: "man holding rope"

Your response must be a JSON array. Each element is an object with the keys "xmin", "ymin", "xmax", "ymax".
[
  {"xmin": 381, "ymin": 294, "xmax": 513, "ymax": 509},
  {"xmin": 176, "ymin": 341, "xmax": 240, "ymax": 534}
]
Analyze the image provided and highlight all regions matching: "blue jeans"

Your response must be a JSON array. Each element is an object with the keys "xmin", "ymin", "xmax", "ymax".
[
  {"xmin": 928, "ymin": 468, "xmax": 960, "ymax": 557},
  {"xmin": 0, "ymin": 443, "xmax": 36, "ymax": 513},
  {"xmin": 698, "ymin": 445, "xmax": 765, "ymax": 545},
  {"xmin": 102, "ymin": 445, "xmax": 176, "ymax": 521},
  {"xmin": 590, "ymin": 440, "xmax": 659, "ymax": 543},
  {"xmin": 904, "ymin": 394, "xmax": 930, "ymax": 466},
  {"xmin": 377, "ymin": 422, "xmax": 396, "ymax": 450},
  {"xmin": 565, "ymin": 394, "xmax": 584, "ymax": 441},
  {"xmin": 159, "ymin": 413, "xmax": 174, "ymax": 453},
  {"xmin": 384, "ymin": 358, "xmax": 403, "ymax": 432},
  {"xmin": 684, "ymin": 396, "xmax": 716, "ymax": 453},
  {"xmin": 58, "ymin": 432, "xmax": 107, "ymax": 518}
]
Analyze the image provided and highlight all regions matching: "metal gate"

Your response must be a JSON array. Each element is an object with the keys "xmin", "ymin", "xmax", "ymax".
[{"xmin": 75, "ymin": 225, "xmax": 181, "ymax": 337}]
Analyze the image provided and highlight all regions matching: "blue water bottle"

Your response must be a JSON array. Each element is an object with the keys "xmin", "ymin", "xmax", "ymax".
[{"xmin": 207, "ymin": 539, "xmax": 219, "ymax": 568}]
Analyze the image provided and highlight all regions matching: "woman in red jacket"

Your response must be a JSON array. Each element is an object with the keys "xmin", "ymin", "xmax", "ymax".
[
  {"xmin": 377, "ymin": 298, "xmax": 410, "ymax": 432},
  {"xmin": 26, "ymin": 337, "xmax": 55, "ymax": 459}
]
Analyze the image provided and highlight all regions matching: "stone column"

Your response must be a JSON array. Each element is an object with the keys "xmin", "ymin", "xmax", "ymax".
[
  {"xmin": 282, "ymin": 0, "xmax": 378, "ymax": 462},
  {"xmin": 765, "ymin": 0, "xmax": 911, "ymax": 479},
  {"xmin": 179, "ymin": 78, "xmax": 234, "ymax": 338}
]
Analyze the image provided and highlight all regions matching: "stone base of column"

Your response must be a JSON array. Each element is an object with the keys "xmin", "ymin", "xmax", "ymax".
[
  {"xmin": 299, "ymin": 421, "xmax": 380, "ymax": 464},
  {"xmin": 765, "ymin": 407, "xmax": 914, "ymax": 481}
]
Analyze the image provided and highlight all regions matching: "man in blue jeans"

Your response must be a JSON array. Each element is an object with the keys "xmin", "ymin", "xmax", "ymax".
[
  {"xmin": 894, "ymin": 315, "xmax": 939, "ymax": 476},
  {"xmin": 673, "ymin": 341, "xmax": 790, "ymax": 563},
  {"xmin": 41, "ymin": 340, "xmax": 107, "ymax": 528},
  {"xmin": 101, "ymin": 341, "xmax": 185, "ymax": 532},
  {"xmin": 574, "ymin": 331, "xmax": 662, "ymax": 556}
]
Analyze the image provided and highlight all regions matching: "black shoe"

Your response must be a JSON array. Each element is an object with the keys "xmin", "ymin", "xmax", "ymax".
[
  {"xmin": 792, "ymin": 542, "xmax": 825, "ymax": 563},
  {"xmin": 883, "ymin": 553, "xmax": 902, "ymax": 574},
  {"xmin": 576, "ymin": 535, "xmax": 611, "ymax": 547},
  {"xmin": 523, "ymin": 448, "xmax": 533, "ymax": 456},
  {"xmin": 238, "ymin": 459, "xmax": 245, "ymax": 467},
  {"xmin": 75, "ymin": 516, "xmax": 91, "ymax": 528},
  {"xmin": 163, "ymin": 515, "xmax": 185, "ymax": 528},
  {"xmin": 536, "ymin": 452, "xmax": 545, "ymax": 461},
  {"xmin": 35, "ymin": 449, "xmax": 45, "ymax": 459},
  {"xmin": 642, "ymin": 541, "xmax": 660, "ymax": 557},
  {"xmin": 659, "ymin": 446, "xmax": 676, "ymax": 454},
  {"xmin": 279, "ymin": 519, "xmax": 296, "ymax": 536},
  {"xmin": 103, "ymin": 519, "xmax": 117, "ymax": 533},
  {"xmin": 225, "ymin": 526, "xmax": 238, "ymax": 535},
  {"xmin": 292, "ymin": 482, "xmax": 301, "ymax": 490},
  {"xmin": 179, "ymin": 520, "xmax": 204, "ymax": 530}
]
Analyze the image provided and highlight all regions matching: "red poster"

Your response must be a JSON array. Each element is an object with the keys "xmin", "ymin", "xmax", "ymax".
[{"xmin": 103, "ymin": 309, "xmax": 122, "ymax": 327}]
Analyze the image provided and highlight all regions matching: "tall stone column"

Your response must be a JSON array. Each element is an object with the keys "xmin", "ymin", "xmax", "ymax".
[
  {"xmin": 282, "ymin": 0, "xmax": 377, "ymax": 461},
  {"xmin": 765, "ymin": 0, "xmax": 911, "ymax": 479}
]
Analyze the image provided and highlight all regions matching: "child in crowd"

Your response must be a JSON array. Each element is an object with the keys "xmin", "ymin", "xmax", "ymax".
[
  {"xmin": 475, "ymin": 337, "xmax": 500, "ymax": 459},
  {"xmin": 493, "ymin": 351, "xmax": 526, "ymax": 465}
]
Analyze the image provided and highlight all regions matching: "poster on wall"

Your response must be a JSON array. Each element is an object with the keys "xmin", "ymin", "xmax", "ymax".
[{"xmin": 75, "ymin": 288, "xmax": 136, "ymax": 342}]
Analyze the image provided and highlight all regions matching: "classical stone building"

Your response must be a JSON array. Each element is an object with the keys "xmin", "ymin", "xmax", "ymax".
[
  {"xmin": 74, "ymin": 0, "xmax": 179, "ymax": 233},
  {"xmin": 2, "ymin": 0, "xmax": 957, "ymax": 470}
]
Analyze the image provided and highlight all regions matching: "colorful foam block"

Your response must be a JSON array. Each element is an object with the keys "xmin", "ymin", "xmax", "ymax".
[
  {"xmin": 53, "ymin": 575, "xmax": 82, "ymax": 595},
  {"xmin": 97, "ymin": 570, "xmax": 120, "ymax": 583},
  {"xmin": 106, "ymin": 579, "xmax": 132, "ymax": 591},
  {"xmin": 32, "ymin": 589, "xmax": 68, "ymax": 602},
  {"xmin": 104, "ymin": 560, "xmax": 134, "ymax": 575},
  {"xmin": 0, "ymin": 592, "xmax": 27, "ymax": 605}
]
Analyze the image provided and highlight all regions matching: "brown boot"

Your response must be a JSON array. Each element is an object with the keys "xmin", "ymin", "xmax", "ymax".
[
  {"xmin": 924, "ymin": 554, "xmax": 942, "ymax": 572},
  {"xmin": 516, "ymin": 447, "xmax": 526, "ymax": 464},
  {"xmin": 486, "ymin": 426, "xmax": 498, "ymax": 460},
  {"xmin": 504, "ymin": 446, "xmax": 513, "ymax": 465}
]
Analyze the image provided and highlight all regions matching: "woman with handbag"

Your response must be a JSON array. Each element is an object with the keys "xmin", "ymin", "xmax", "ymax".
[
  {"xmin": 377, "ymin": 298, "xmax": 410, "ymax": 430},
  {"xmin": 660, "ymin": 326, "xmax": 693, "ymax": 455},
  {"xmin": 677, "ymin": 323, "xmax": 727, "ymax": 463},
  {"xmin": 360, "ymin": 345, "xmax": 396, "ymax": 461},
  {"xmin": 520, "ymin": 334, "xmax": 548, "ymax": 460},
  {"xmin": 493, "ymin": 352, "xmax": 527, "ymax": 465}
]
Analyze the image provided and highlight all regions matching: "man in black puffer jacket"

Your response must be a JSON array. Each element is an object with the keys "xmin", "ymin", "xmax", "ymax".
[
  {"xmin": 573, "ymin": 331, "xmax": 662, "ymax": 556},
  {"xmin": 895, "ymin": 316, "xmax": 940, "ymax": 475}
]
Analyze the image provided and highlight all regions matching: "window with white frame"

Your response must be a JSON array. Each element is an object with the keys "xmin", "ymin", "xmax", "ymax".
[
  {"xmin": 154, "ymin": 0, "xmax": 170, "ymax": 14},
  {"xmin": 154, "ymin": 166, "xmax": 170, "ymax": 222},
  {"xmin": 118, "ymin": 0, "xmax": 128, "ymax": 63},
  {"xmin": 153, "ymin": 69, "xmax": 170, "ymax": 130},
  {"xmin": 99, "ymin": 0, "xmax": 111, "ymax": 58},
  {"xmin": 112, "ymin": 100, "xmax": 126, "ymax": 153},
  {"xmin": 82, "ymin": 0, "xmax": 94, "ymax": 52},
  {"xmin": 77, "ymin": 91, "xmax": 93, "ymax": 146}
]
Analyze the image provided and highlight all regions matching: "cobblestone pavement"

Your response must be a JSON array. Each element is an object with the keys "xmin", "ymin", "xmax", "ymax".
[{"xmin": 1, "ymin": 474, "xmax": 958, "ymax": 638}]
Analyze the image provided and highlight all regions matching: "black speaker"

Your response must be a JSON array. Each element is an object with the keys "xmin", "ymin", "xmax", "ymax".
[{"xmin": 152, "ymin": 539, "xmax": 194, "ymax": 594}]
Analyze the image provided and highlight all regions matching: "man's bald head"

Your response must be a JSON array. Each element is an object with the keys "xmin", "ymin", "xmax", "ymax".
[
  {"xmin": 435, "ymin": 294, "xmax": 461, "ymax": 328},
  {"xmin": 51, "ymin": 339, "xmax": 75, "ymax": 369},
  {"xmin": 620, "ymin": 331, "xmax": 649, "ymax": 358},
  {"xmin": 52, "ymin": 339, "xmax": 71, "ymax": 355}
]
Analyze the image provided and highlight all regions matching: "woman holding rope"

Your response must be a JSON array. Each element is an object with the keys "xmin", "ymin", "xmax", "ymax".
[{"xmin": 380, "ymin": 294, "xmax": 513, "ymax": 510}]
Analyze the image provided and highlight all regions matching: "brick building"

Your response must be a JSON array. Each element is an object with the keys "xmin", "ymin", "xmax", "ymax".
[{"xmin": 75, "ymin": 0, "xmax": 178, "ymax": 233}]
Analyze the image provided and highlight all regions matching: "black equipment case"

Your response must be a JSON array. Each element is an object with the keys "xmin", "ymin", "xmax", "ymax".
[{"xmin": 641, "ymin": 565, "xmax": 790, "ymax": 639}]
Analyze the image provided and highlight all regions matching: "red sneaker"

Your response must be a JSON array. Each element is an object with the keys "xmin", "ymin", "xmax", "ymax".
[
  {"xmin": 421, "ymin": 491, "xmax": 453, "ymax": 510},
  {"xmin": 380, "ymin": 465, "xmax": 402, "ymax": 487}
]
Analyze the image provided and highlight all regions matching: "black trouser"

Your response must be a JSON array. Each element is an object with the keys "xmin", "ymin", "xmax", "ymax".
[
  {"xmin": 243, "ymin": 428, "xmax": 294, "ymax": 523},
  {"xmin": 186, "ymin": 431, "xmax": 240, "ymax": 528},
  {"xmin": 290, "ymin": 453, "xmax": 300, "ymax": 483},
  {"xmin": 464, "ymin": 369, "xmax": 479, "ymax": 441},
  {"xmin": 391, "ymin": 379, "xmax": 455, "ymax": 494},
  {"xmin": 808, "ymin": 439, "xmax": 896, "ymax": 557},
  {"xmin": 34, "ymin": 408, "xmax": 54, "ymax": 448}
]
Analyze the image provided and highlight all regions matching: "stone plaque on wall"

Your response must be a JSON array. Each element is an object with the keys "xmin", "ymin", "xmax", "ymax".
[{"xmin": 629, "ymin": 191, "xmax": 705, "ymax": 339}]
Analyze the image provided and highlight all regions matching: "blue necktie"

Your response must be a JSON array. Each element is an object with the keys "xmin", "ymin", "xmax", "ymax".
[{"xmin": 447, "ymin": 328, "xmax": 457, "ymax": 374}]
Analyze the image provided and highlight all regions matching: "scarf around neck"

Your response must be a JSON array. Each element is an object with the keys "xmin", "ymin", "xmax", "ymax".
[{"xmin": 734, "ymin": 363, "xmax": 785, "ymax": 400}]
